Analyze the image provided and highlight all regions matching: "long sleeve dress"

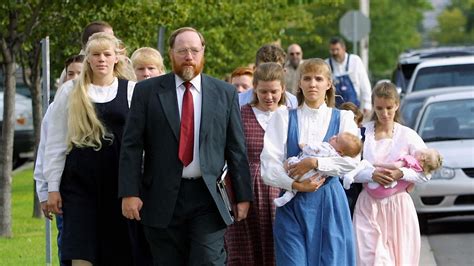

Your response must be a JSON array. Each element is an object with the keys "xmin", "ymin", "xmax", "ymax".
[
  {"xmin": 260, "ymin": 103, "xmax": 359, "ymax": 266},
  {"xmin": 352, "ymin": 121, "xmax": 430, "ymax": 265},
  {"xmin": 225, "ymin": 104, "xmax": 285, "ymax": 266},
  {"xmin": 43, "ymin": 78, "xmax": 136, "ymax": 265}
]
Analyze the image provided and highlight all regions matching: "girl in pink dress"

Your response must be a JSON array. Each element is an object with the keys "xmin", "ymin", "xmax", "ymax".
[{"xmin": 351, "ymin": 82, "xmax": 432, "ymax": 265}]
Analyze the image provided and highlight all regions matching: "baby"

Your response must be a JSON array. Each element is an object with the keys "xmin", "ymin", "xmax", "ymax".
[
  {"xmin": 275, "ymin": 132, "xmax": 361, "ymax": 207},
  {"xmin": 344, "ymin": 148, "xmax": 442, "ymax": 199}
]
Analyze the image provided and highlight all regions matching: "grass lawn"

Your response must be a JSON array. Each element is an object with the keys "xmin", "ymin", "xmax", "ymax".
[{"xmin": 0, "ymin": 163, "xmax": 59, "ymax": 265}]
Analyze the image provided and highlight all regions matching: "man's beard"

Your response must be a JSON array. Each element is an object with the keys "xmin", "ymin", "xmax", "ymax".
[
  {"xmin": 171, "ymin": 57, "xmax": 205, "ymax": 81},
  {"xmin": 290, "ymin": 59, "xmax": 300, "ymax": 69}
]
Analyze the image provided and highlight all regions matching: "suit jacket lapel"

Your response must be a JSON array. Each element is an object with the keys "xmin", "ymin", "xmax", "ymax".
[
  {"xmin": 200, "ymin": 74, "xmax": 217, "ymax": 143},
  {"xmin": 156, "ymin": 73, "xmax": 180, "ymax": 141}
]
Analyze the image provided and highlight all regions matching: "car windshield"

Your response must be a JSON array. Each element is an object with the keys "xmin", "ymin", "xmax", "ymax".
[
  {"xmin": 417, "ymin": 99, "xmax": 474, "ymax": 142},
  {"xmin": 412, "ymin": 64, "xmax": 474, "ymax": 92},
  {"xmin": 401, "ymin": 98, "xmax": 424, "ymax": 129}
]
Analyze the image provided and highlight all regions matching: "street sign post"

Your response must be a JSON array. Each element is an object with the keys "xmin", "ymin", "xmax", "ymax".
[{"xmin": 339, "ymin": 10, "xmax": 371, "ymax": 55}]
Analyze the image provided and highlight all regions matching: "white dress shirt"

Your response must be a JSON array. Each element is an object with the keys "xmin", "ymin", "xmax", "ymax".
[
  {"xmin": 252, "ymin": 105, "xmax": 287, "ymax": 130},
  {"xmin": 260, "ymin": 103, "xmax": 360, "ymax": 191},
  {"xmin": 326, "ymin": 53, "xmax": 372, "ymax": 111},
  {"xmin": 34, "ymin": 103, "xmax": 54, "ymax": 202},
  {"xmin": 43, "ymin": 78, "xmax": 136, "ymax": 192},
  {"xmin": 175, "ymin": 74, "xmax": 203, "ymax": 178}
]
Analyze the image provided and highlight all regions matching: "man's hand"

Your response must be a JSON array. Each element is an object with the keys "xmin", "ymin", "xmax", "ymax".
[
  {"xmin": 41, "ymin": 201, "xmax": 53, "ymax": 220},
  {"xmin": 235, "ymin": 201, "xmax": 250, "ymax": 222},
  {"xmin": 288, "ymin": 157, "xmax": 317, "ymax": 179},
  {"xmin": 122, "ymin": 196, "xmax": 143, "ymax": 221},
  {"xmin": 47, "ymin": 192, "xmax": 63, "ymax": 215}
]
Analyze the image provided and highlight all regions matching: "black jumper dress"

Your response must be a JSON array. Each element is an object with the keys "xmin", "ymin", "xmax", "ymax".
[{"xmin": 60, "ymin": 79, "xmax": 133, "ymax": 265}]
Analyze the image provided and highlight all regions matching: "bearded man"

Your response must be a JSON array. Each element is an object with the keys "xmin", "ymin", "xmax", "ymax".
[{"xmin": 119, "ymin": 27, "xmax": 252, "ymax": 265}]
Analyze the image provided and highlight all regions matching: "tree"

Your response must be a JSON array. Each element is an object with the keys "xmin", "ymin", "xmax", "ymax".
[
  {"xmin": 0, "ymin": 0, "xmax": 47, "ymax": 237},
  {"xmin": 430, "ymin": 1, "xmax": 474, "ymax": 45}
]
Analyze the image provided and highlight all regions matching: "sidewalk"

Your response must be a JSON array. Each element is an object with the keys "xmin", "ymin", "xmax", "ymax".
[{"xmin": 420, "ymin": 235, "xmax": 437, "ymax": 265}]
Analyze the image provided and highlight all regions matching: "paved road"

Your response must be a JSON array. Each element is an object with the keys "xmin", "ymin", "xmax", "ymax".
[{"xmin": 420, "ymin": 215, "xmax": 474, "ymax": 266}]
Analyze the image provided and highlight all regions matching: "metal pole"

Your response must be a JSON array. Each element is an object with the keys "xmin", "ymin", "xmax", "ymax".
[
  {"xmin": 41, "ymin": 36, "xmax": 52, "ymax": 266},
  {"xmin": 352, "ymin": 12, "xmax": 358, "ymax": 55},
  {"xmin": 157, "ymin": 26, "xmax": 165, "ymax": 56},
  {"xmin": 360, "ymin": 0, "xmax": 370, "ymax": 71}
]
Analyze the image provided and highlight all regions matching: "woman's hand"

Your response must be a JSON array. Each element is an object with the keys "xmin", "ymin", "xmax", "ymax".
[
  {"xmin": 292, "ymin": 174, "xmax": 326, "ymax": 192},
  {"xmin": 47, "ymin": 191, "xmax": 63, "ymax": 215},
  {"xmin": 288, "ymin": 157, "xmax": 318, "ymax": 179},
  {"xmin": 372, "ymin": 167, "xmax": 403, "ymax": 186}
]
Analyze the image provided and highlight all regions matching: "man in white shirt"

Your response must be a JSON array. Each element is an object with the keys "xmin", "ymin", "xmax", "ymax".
[
  {"xmin": 284, "ymin": 43, "xmax": 303, "ymax": 95},
  {"xmin": 119, "ymin": 27, "xmax": 252, "ymax": 265},
  {"xmin": 326, "ymin": 37, "xmax": 372, "ymax": 114},
  {"xmin": 238, "ymin": 44, "xmax": 298, "ymax": 108}
]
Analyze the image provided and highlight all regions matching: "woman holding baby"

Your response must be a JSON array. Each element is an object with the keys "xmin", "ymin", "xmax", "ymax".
[
  {"xmin": 260, "ymin": 58, "xmax": 359, "ymax": 265},
  {"xmin": 351, "ymin": 81, "xmax": 433, "ymax": 265}
]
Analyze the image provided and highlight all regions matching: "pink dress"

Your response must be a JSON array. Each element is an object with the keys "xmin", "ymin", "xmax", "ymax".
[
  {"xmin": 365, "ymin": 154, "xmax": 421, "ymax": 199},
  {"xmin": 353, "ymin": 122, "xmax": 427, "ymax": 266},
  {"xmin": 224, "ymin": 105, "xmax": 280, "ymax": 266}
]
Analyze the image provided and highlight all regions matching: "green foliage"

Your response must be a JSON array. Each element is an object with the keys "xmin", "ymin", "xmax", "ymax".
[
  {"xmin": 430, "ymin": 1, "xmax": 474, "ymax": 45},
  {"xmin": 3, "ymin": 0, "xmax": 433, "ymax": 89},
  {"xmin": 370, "ymin": 0, "xmax": 431, "ymax": 79},
  {"xmin": 0, "ymin": 165, "xmax": 60, "ymax": 265}
]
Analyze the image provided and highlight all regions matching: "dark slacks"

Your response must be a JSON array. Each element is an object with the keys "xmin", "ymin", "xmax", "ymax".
[{"xmin": 143, "ymin": 178, "xmax": 227, "ymax": 266}]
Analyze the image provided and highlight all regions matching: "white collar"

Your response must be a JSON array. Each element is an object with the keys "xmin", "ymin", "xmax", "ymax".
[
  {"xmin": 175, "ymin": 74, "xmax": 202, "ymax": 93},
  {"xmin": 301, "ymin": 102, "xmax": 328, "ymax": 115}
]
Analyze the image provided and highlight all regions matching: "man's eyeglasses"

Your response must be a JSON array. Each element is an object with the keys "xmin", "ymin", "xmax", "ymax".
[
  {"xmin": 174, "ymin": 47, "xmax": 204, "ymax": 56},
  {"xmin": 290, "ymin": 52, "xmax": 301, "ymax": 56}
]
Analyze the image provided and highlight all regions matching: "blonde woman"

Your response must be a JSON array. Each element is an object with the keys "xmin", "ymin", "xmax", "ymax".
[
  {"xmin": 130, "ymin": 47, "xmax": 165, "ymax": 81},
  {"xmin": 44, "ymin": 32, "xmax": 136, "ymax": 266}
]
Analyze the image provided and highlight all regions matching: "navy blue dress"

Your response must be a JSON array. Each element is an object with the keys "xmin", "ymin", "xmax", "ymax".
[
  {"xmin": 60, "ymin": 79, "xmax": 133, "ymax": 265},
  {"xmin": 273, "ymin": 108, "xmax": 356, "ymax": 266}
]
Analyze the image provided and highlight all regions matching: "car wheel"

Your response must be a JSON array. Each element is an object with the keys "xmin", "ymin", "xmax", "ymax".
[
  {"xmin": 12, "ymin": 156, "xmax": 27, "ymax": 169},
  {"xmin": 418, "ymin": 214, "xmax": 429, "ymax": 234}
]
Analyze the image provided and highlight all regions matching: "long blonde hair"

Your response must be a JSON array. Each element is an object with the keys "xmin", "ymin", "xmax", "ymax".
[{"xmin": 67, "ymin": 32, "xmax": 134, "ymax": 151}]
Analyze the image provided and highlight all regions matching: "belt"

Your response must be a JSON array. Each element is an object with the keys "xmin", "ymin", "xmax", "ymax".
[{"xmin": 182, "ymin": 176, "xmax": 202, "ymax": 180}]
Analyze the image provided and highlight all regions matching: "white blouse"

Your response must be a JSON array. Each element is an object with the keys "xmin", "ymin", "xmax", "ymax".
[
  {"xmin": 260, "ymin": 103, "xmax": 360, "ymax": 191},
  {"xmin": 43, "ymin": 78, "xmax": 135, "ymax": 192},
  {"xmin": 354, "ymin": 121, "xmax": 430, "ymax": 184},
  {"xmin": 252, "ymin": 105, "xmax": 287, "ymax": 130}
]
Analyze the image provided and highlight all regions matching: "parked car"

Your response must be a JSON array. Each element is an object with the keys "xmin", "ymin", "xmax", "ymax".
[
  {"xmin": 392, "ymin": 46, "xmax": 474, "ymax": 95},
  {"xmin": 410, "ymin": 90, "xmax": 474, "ymax": 231},
  {"xmin": 0, "ymin": 91, "xmax": 35, "ymax": 167},
  {"xmin": 400, "ymin": 86, "xmax": 473, "ymax": 129},
  {"xmin": 405, "ymin": 56, "xmax": 474, "ymax": 95}
]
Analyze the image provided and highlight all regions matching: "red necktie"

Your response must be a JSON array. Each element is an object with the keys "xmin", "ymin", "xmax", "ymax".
[{"xmin": 179, "ymin": 82, "xmax": 194, "ymax": 166}]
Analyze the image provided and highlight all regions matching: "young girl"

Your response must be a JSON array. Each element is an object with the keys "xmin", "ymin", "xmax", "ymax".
[
  {"xmin": 352, "ymin": 82, "xmax": 431, "ymax": 265},
  {"xmin": 130, "ymin": 47, "xmax": 165, "ymax": 81},
  {"xmin": 44, "ymin": 32, "xmax": 136, "ymax": 266},
  {"xmin": 261, "ymin": 58, "xmax": 358, "ymax": 265},
  {"xmin": 225, "ymin": 62, "xmax": 287, "ymax": 266}
]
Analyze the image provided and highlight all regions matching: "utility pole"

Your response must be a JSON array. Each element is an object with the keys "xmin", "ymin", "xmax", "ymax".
[{"xmin": 360, "ymin": 0, "xmax": 370, "ymax": 72}]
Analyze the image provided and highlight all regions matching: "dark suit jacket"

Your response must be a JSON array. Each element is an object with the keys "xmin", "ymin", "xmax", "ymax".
[{"xmin": 118, "ymin": 73, "xmax": 252, "ymax": 227}]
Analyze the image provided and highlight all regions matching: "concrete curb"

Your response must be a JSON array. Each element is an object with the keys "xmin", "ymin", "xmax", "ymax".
[
  {"xmin": 12, "ymin": 161, "xmax": 34, "ymax": 175},
  {"xmin": 420, "ymin": 235, "xmax": 437, "ymax": 265}
]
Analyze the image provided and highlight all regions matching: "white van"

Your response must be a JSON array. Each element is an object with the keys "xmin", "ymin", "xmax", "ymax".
[{"xmin": 405, "ymin": 56, "xmax": 474, "ymax": 95}]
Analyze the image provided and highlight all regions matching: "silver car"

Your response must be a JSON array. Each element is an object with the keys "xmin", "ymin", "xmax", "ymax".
[{"xmin": 411, "ymin": 90, "xmax": 474, "ymax": 230}]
